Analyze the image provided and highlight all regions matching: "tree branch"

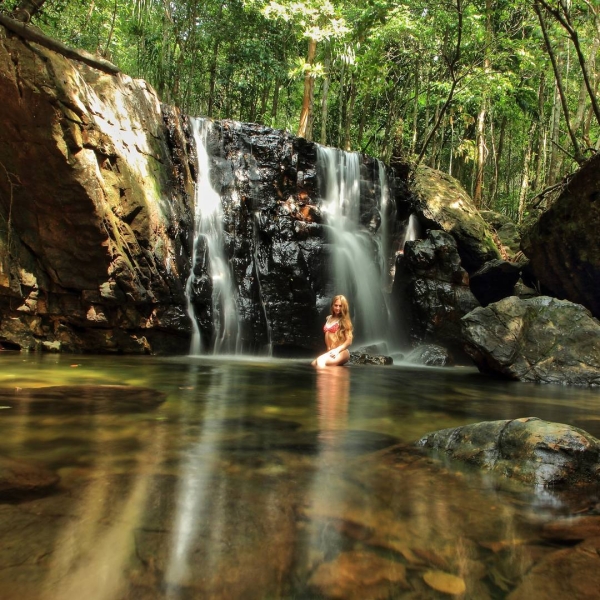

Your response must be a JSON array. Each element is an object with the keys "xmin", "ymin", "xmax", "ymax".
[{"xmin": 0, "ymin": 13, "xmax": 120, "ymax": 75}]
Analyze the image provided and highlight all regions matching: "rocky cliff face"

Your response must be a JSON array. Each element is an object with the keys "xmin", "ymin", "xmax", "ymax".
[
  {"xmin": 0, "ymin": 28, "xmax": 400, "ymax": 355},
  {"xmin": 0, "ymin": 29, "xmax": 195, "ymax": 353}
]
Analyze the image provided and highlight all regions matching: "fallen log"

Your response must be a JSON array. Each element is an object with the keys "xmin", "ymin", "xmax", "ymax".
[{"xmin": 0, "ymin": 13, "xmax": 120, "ymax": 75}]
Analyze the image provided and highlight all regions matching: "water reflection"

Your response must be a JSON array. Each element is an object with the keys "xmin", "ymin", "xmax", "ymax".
[
  {"xmin": 0, "ymin": 355, "xmax": 599, "ymax": 598},
  {"xmin": 316, "ymin": 366, "xmax": 350, "ymax": 446}
]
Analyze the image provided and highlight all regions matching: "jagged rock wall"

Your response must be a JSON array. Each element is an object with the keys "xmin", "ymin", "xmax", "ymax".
[
  {"xmin": 184, "ymin": 120, "xmax": 398, "ymax": 354},
  {"xmin": 0, "ymin": 28, "xmax": 193, "ymax": 353}
]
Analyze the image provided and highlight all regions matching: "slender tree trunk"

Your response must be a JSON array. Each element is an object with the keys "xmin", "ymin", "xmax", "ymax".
[
  {"xmin": 337, "ymin": 58, "xmax": 346, "ymax": 147},
  {"xmin": 537, "ymin": 0, "xmax": 600, "ymax": 128},
  {"xmin": 343, "ymin": 74, "xmax": 356, "ymax": 151},
  {"xmin": 206, "ymin": 3, "xmax": 224, "ymax": 118},
  {"xmin": 473, "ymin": 0, "xmax": 493, "ymax": 208},
  {"xmin": 320, "ymin": 49, "xmax": 331, "ymax": 145},
  {"xmin": 547, "ymin": 81, "xmax": 563, "ymax": 185},
  {"xmin": 410, "ymin": 60, "xmax": 420, "ymax": 155},
  {"xmin": 473, "ymin": 101, "xmax": 487, "ymax": 207},
  {"xmin": 298, "ymin": 37, "xmax": 317, "ymax": 140},
  {"xmin": 518, "ymin": 120, "xmax": 537, "ymax": 223},
  {"xmin": 271, "ymin": 76, "xmax": 281, "ymax": 124},
  {"xmin": 535, "ymin": 2, "xmax": 583, "ymax": 162},
  {"xmin": 357, "ymin": 94, "xmax": 369, "ymax": 149},
  {"xmin": 489, "ymin": 116, "xmax": 507, "ymax": 206},
  {"xmin": 101, "ymin": 0, "xmax": 118, "ymax": 57},
  {"xmin": 416, "ymin": 0, "xmax": 464, "ymax": 165}
]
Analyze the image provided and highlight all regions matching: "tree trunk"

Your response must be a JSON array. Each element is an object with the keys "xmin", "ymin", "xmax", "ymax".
[
  {"xmin": 343, "ymin": 74, "xmax": 356, "ymax": 151},
  {"xmin": 11, "ymin": 0, "xmax": 47, "ymax": 22},
  {"xmin": 416, "ymin": 0, "xmax": 464, "ymax": 165},
  {"xmin": 547, "ymin": 81, "xmax": 563, "ymax": 185},
  {"xmin": 518, "ymin": 120, "xmax": 537, "ymax": 223},
  {"xmin": 0, "ymin": 13, "xmax": 120, "ymax": 74},
  {"xmin": 473, "ymin": 101, "xmax": 487, "ymax": 207},
  {"xmin": 537, "ymin": 0, "xmax": 600, "ymax": 129},
  {"xmin": 410, "ymin": 60, "xmax": 420, "ymax": 155},
  {"xmin": 534, "ymin": 2, "xmax": 583, "ymax": 163},
  {"xmin": 298, "ymin": 37, "xmax": 317, "ymax": 140},
  {"xmin": 271, "ymin": 76, "xmax": 281, "ymax": 124},
  {"xmin": 320, "ymin": 49, "xmax": 331, "ymax": 145}
]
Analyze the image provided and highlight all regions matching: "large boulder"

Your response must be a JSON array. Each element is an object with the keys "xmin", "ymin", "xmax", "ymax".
[
  {"xmin": 521, "ymin": 153, "xmax": 600, "ymax": 319},
  {"xmin": 0, "ymin": 26, "xmax": 193, "ymax": 353},
  {"xmin": 461, "ymin": 296, "xmax": 600, "ymax": 385},
  {"xmin": 417, "ymin": 417, "xmax": 600, "ymax": 486},
  {"xmin": 410, "ymin": 165, "xmax": 501, "ymax": 272},
  {"xmin": 393, "ymin": 229, "xmax": 479, "ymax": 355}
]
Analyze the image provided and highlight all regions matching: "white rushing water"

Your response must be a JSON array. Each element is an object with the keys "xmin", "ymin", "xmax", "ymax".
[
  {"xmin": 317, "ymin": 146, "xmax": 392, "ymax": 345},
  {"xmin": 186, "ymin": 118, "xmax": 240, "ymax": 354}
]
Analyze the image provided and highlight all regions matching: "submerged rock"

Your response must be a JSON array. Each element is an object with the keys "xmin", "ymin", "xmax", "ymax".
[
  {"xmin": 0, "ymin": 385, "xmax": 166, "ymax": 414},
  {"xmin": 417, "ymin": 417, "xmax": 600, "ymax": 486},
  {"xmin": 404, "ymin": 344, "xmax": 452, "ymax": 366},
  {"xmin": 0, "ymin": 455, "xmax": 59, "ymax": 499},
  {"xmin": 507, "ymin": 536, "xmax": 600, "ymax": 600},
  {"xmin": 308, "ymin": 550, "xmax": 408, "ymax": 599},
  {"xmin": 461, "ymin": 296, "xmax": 600, "ymax": 386}
]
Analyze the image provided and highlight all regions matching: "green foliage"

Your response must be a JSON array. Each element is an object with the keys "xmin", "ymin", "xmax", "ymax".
[{"xmin": 9, "ymin": 0, "xmax": 599, "ymax": 219}]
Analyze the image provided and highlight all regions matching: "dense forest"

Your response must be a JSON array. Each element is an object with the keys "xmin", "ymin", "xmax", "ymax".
[{"xmin": 2, "ymin": 0, "xmax": 599, "ymax": 222}]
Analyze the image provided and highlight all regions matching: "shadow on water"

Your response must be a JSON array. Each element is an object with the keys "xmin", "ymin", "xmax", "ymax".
[{"xmin": 0, "ymin": 353, "xmax": 599, "ymax": 598}]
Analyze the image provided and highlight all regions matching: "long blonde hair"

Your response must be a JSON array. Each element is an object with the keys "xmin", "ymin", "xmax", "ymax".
[{"xmin": 330, "ymin": 294, "xmax": 353, "ymax": 345}]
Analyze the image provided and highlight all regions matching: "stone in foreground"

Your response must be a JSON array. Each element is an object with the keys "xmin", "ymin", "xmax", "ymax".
[
  {"xmin": 417, "ymin": 417, "xmax": 600, "ymax": 486},
  {"xmin": 0, "ymin": 456, "xmax": 59, "ymax": 498},
  {"xmin": 461, "ymin": 296, "xmax": 600, "ymax": 386}
]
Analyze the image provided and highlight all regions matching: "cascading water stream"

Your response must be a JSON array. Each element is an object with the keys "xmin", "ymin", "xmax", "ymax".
[
  {"xmin": 186, "ymin": 118, "xmax": 240, "ymax": 355},
  {"xmin": 317, "ymin": 146, "xmax": 392, "ymax": 345}
]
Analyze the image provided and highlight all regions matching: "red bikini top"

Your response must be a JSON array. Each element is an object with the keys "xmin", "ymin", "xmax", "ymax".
[{"xmin": 323, "ymin": 319, "xmax": 340, "ymax": 333}]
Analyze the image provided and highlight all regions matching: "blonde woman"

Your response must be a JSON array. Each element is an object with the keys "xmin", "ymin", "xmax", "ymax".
[{"xmin": 311, "ymin": 295, "xmax": 353, "ymax": 368}]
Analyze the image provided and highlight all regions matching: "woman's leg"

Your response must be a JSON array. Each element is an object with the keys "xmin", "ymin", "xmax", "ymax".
[{"xmin": 312, "ymin": 350, "xmax": 349, "ymax": 368}]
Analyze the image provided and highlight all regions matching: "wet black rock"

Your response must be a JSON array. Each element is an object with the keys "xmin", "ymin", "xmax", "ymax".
[
  {"xmin": 348, "ymin": 352, "xmax": 393, "ymax": 366},
  {"xmin": 404, "ymin": 344, "xmax": 452, "ymax": 366},
  {"xmin": 417, "ymin": 417, "xmax": 600, "ymax": 486},
  {"xmin": 469, "ymin": 259, "xmax": 521, "ymax": 306},
  {"xmin": 393, "ymin": 229, "xmax": 479, "ymax": 355},
  {"xmin": 461, "ymin": 296, "xmax": 600, "ymax": 386}
]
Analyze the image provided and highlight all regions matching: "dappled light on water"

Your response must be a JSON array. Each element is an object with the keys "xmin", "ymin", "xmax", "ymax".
[{"xmin": 0, "ymin": 354, "xmax": 599, "ymax": 598}]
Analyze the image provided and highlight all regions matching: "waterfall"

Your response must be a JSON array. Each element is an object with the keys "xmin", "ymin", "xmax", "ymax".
[
  {"xmin": 317, "ymin": 146, "xmax": 391, "ymax": 345},
  {"xmin": 402, "ymin": 214, "xmax": 420, "ymax": 250},
  {"xmin": 377, "ymin": 159, "xmax": 396, "ymax": 292},
  {"xmin": 186, "ymin": 118, "xmax": 240, "ymax": 354}
]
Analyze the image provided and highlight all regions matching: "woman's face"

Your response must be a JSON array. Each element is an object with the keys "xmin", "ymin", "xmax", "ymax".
[{"xmin": 332, "ymin": 300, "xmax": 342, "ymax": 315}]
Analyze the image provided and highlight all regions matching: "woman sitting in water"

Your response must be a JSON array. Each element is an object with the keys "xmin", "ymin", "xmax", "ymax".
[{"xmin": 311, "ymin": 295, "xmax": 353, "ymax": 368}]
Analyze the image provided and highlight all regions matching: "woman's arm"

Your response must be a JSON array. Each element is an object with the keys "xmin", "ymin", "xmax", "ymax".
[{"xmin": 330, "ymin": 331, "xmax": 353, "ymax": 357}]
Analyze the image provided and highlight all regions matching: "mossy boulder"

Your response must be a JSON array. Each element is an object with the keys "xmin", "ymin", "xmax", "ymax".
[
  {"xmin": 411, "ymin": 166, "xmax": 500, "ymax": 273},
  {"xmin": 417, "ymin": 417, "xmax": 600, "ymax": 486}
]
